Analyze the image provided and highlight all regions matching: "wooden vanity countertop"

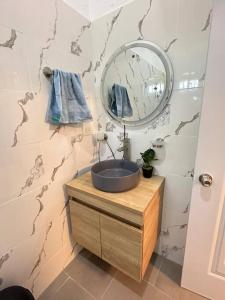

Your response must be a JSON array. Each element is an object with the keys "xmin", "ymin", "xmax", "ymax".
[{"xmin": 66, "ymin": 172, "xmax": 165, "ymax": 217}]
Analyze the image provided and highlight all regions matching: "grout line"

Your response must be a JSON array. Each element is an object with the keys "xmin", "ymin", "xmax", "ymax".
[
  {"xmin": 153, "ymin": 267, "xmax": 161, "ymax": 286},
  {"xmin": 143, "ymin": 266, "xmax": 161, "ymax": 287},
  {"xmin": 144, "ymin": 279, "xmax": 173, "ymax": 300},
  {"xmin": 142, "ymin": 256, "xmax": 174, "ymax": 299},
  {"xmin": 153, "ymin": 258, "xmax": 164, "ymax": 286},
  {"xmin": 38, "ymin": 276, "xmax": 70, "ymax": 300},
  {"xmin": 64, "ymin": 272, "xmax": 97, "ymax": 300},
  {"xmin": 54, "ymin": 276, "xmax": 70, "ymax": 295},
  {"xmin": 143, "ymin": 255, "xmax": 164, "ymax": 287},
  {"xmin": 100, "ymin": 270, "xmax": 118, "ymax": 300}
]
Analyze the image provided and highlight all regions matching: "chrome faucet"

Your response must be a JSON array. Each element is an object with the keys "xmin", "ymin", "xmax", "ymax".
[
  {"xmin": 117, "ymin": 126, "xmax": 130, "ymax": 160},
  {"xmin": 117, "ymin": 138, "xmax": 130, "ymax": 160}
]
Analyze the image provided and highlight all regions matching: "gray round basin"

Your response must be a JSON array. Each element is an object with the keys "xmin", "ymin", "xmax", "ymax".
[{"xmin": 91, "ymin": 159, "xmax": 140, "ymax": 193}]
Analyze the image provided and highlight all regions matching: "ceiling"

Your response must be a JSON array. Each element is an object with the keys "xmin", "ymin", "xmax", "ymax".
[{"xmin": 62, "ymin": 0, "xmax": 135, "ymax": 21}]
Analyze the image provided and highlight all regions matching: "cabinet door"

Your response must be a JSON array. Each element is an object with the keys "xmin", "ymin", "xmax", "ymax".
[
  {"xmin": 70, "ymin": 201, "xmax": 101, "ymax": 257},
  {"xmin": 100, "ymin": 214, "xmax": 143, "ymax": 281}
]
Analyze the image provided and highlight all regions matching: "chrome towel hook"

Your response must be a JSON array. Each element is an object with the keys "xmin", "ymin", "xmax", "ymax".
[{"xmin": 43, "ymin": 66, "xmax": 53, "ymax": 77}]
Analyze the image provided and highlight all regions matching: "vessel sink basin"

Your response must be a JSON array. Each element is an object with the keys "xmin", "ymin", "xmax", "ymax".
[{"xmin": 91, "ymin": 159, "xmax": 140, "ymax": 193}]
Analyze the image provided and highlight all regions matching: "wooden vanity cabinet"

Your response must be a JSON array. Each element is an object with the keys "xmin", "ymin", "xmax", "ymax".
[
  {"xmin": 66, "ymin": 173, "xmax": 164, "ymax": 281},
  {"xmin": 70, "ymin": 201, "xmax": 101, "ymax": 257},
  {"xmin": 100, "ymin": 213, "xmax": 143, "ymax": 280}
]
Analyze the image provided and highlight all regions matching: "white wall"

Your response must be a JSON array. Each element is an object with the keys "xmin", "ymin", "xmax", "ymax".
[
  {"xmin": 90, "ymin": 0, "xmax": 135, "ymax": 20},
  {"xmin": 92, "ymin": 0, "xmax": 213, "ymax": 265},
  {"xmin": 62, "ymin": 0, "xmax": 136, "ymax": 20},
  {"xmin": 62, "ymin": 0, "xmax": 90, "ymax": 19},
  {"xmin": 0, "ymin": 0, "xmax": 97, "ymax": 297},
  {"xmin": 0, "ymin": 0, "xmax": 213, "ymax": 297}
]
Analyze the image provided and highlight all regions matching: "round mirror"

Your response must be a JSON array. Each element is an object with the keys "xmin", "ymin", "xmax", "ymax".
[{"xmin": 101, "ymin": 41, "xmax": 173, "ymax": 127}]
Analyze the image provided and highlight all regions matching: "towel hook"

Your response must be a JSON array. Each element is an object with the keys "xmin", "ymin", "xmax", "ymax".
[{"xmin": 43, "ymin": 66, "xmax": 53, "ymax": 77}]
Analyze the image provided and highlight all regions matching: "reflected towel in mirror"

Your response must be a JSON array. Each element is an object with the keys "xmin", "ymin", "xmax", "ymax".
[{"xmin": 109, "ymin": 84, "xmax": 133, "ymax": 118}]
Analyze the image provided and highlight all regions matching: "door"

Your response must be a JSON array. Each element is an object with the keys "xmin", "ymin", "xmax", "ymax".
[{"xmin": 182, "ymin": 1, "xmax": 225, "ymax": 299}]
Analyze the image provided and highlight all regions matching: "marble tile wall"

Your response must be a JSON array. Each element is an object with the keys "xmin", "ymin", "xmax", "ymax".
[
  {"xmin": 0, "ymin": 0, "xmax": 213, "ymax": 297},
  {"xmin": 90, "ymin": 0, "xmax": 135, "ymax": 20},
  {"xmin": 92, "ymin": 0, "xmax": 212, "ymax": 265},
  {"xmin": 0, "ymin": 0, "xmax": 97, "ymax": 298},
  {"xmin": 103, "ymin": 49, "xmax": 166, "ymax": 122},
  {"xmin": 62, "ymin": 0, "xmax": 90, "ymax": 19}
]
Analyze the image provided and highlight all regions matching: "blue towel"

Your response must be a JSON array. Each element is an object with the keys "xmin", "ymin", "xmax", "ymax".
[
  {"xmin": 109, "ymin": 84, "xmax": 133, "ymax": 118},
  {"xmin": 46, "ymin": 70, "xmax": 92, "ymax": 124}
]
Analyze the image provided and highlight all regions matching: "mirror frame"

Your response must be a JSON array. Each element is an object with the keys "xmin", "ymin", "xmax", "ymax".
[{"xmin": 100, "ymin": 40, "xmax": 174, "ymax": 127}]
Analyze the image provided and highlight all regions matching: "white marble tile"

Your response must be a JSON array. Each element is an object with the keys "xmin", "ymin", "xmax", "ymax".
[
  {"xmin": 158, "ymin": 236, "xmax": 186, "ymax": 266},
  {"xmin": 25, "ymin": 38, "xmax": 93, "ymax": 94},
  {"xmin": 58, "ymin": 0, "xmax": 90, "ymax": 39},
  {"xmin": 22, "ymin": 5, "xmax": 91, "ymax": 93},
  {"xmin": 23, "ymin": 179, "xmax": 71, "ymax": 239},
  {"xmin": 0, "ymin": 26, "xmax": 31, "ymax": 91},
  {"xmin": 178, "ymin": 0, "xmax": 212, "ymax": 38},
  {"xmin": 74, "ymin": 134, "xmax": 99, "ymax": 168},
  {"xmin": 155, "ymin": 135, "xmax": 198, "ymax": 177},
  {"xmin": 0, "ymin": 143, "xmax": 46, "ymax": 205},
  {"xmin": 28, "ymin": 241, "xmax": 79, "ymax": 298},
  {"xmin": 90, "ymin": 0, "xmax": 135, "ymax": 21},
  {"xmin": 0, "ymin": 236, "xmax": 45, "ymax": 291},
  {"xmin": 169, "ymin": 88, "xmax": 203, "ymax": 136},
  {"xmin": 162, "ymin": 174, "xmax": 193, "ymax": 214},
  {"xmin": 0, "ymin": 90, "xmax": 50, "ymax": 148},
  {"xmin": 170, "ymin": 0, "xmax": 212, "ymax": 91},
  {"xmin": 168, "ymin": 37, "xmax": 209, "ymax": 91},
  {"xmin": 55, "ymin": 2, "xmax": 92, "ymax": 61},
  {"xmin": 0, "ymin": 217, "xmax": 75, "ymax": 297},
  {"xmin": 0, "ymin": 90, "xmax": 27, "ymax": 148},
  {"xmin": 62, "ymin": 0, "xmax": 90, "ymax": 20},
  {"xmin": 43, "ymin": 212, "xmax": 73, "ymax": 267},
  {"xmin": 58, "ymin": 124, "xmax": 84, "ymax": 139},
  {"xmin": 157, "ymin": 174, "xmax": 193, "ymax": 265},
  {"xmin": 130, "ymin": 132, "xmax": 152, "ymax": 162},
  {"xmin": 0, "ymin": 0, "xmax": 57, "ymax": 41},
  {"xmin": 0, "ymin": 0, "xmax": 213, "ymax": 292},
  {"xmin": 130, "ymin": 133, "xmax": 197, "ymax": 178},
  {"xmin": 0, "ymin": 0, "xmax": 95, "ymax": 296},
  {"xmin": 91, "ymin": 8, "xmax": 128, "ymax": 60},
  {"xmin": 0, "ymin": 189, "xmax": 41, "ymax": 252},
  {"xmin": 40, "ymin": 134, "xmax": 76, "ymax": 184},
  {"xmin": 140, "ymin": 0, "xmax": 179, "ymax": 47},
  {"xmin": 91, "ymin": 0, "xmax": 212, "ymax": 267},
  {"xmin": 165, "ymin": 1, "xmax": 212, "ymax": 90},
  {"xmin": 92, "ymin": 0, "xmax": 179, "ymax": 79}
]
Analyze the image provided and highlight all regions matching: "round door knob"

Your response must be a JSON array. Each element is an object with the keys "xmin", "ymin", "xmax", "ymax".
[{"xmin": 199, "ymin": 174, "xmax": 213, "ymax": 187}]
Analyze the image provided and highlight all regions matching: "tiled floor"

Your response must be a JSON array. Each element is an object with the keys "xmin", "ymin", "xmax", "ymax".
[{"xmin": 38, "ymin": 249, "xmax": 207, "ymax": 300}]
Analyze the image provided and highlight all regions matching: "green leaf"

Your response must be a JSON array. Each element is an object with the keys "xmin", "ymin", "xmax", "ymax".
[{"xmin": 140, "ymin": 148, "xmax": 156, "ymax": 167}]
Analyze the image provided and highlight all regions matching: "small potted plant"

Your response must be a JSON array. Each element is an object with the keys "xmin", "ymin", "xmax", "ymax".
[{"xmin": 140, "ymin": 148, "xmax": 156, "ymax": 178}]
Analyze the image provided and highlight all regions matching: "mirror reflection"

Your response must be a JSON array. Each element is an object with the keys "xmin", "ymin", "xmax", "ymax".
[{"xmin": 101, "ymin": 41, "xmax": 173, "ymax": 127}]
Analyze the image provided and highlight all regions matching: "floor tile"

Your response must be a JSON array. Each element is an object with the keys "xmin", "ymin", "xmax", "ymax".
[
  {"xmin": 174, "ymin": 287, "xmax": 208, "ymax": 300},
  {"xmin": 143, "ymin": 252, "xmax": 162, "ymax": 285},
  {"xmin": 39, "ymin": 251, "xmax": 208, "ymax": 300},
  {"xmin": 38, "ymin": 272, "xmax": 68, "ymax": 300},
  {"xmin": 102, "ymin": 271, "xmax": 170, "ymax": 300},
  {"xmin": 155, "ymin": 257, "xmax": 182, "ymax": 298},
  {"xmin": 64, "ymin": 249, "xmax": 116, "ymax": 299},
  {"xmin": 54, "ymin": 278, "xmax": 94, "ymax": 300}
]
